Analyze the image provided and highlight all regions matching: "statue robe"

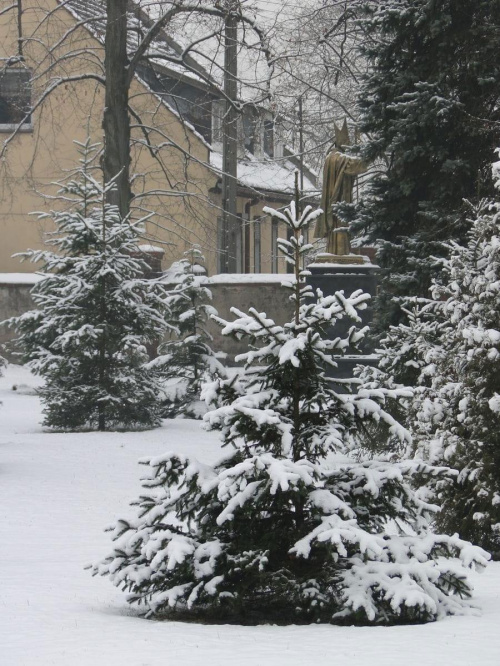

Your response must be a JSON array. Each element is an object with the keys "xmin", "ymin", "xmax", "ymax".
[{"xmin": 315, "ymin": 149, "xmax": 366, "ymax": 255}]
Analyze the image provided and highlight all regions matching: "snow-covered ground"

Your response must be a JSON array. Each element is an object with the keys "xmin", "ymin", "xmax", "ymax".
[{"xmin": 1, "ymin": 364, "xmax": 499, "ymax": 666}]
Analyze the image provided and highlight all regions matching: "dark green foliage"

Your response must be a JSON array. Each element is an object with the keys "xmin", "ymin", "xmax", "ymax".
[
  {"xmin": 360, "ymin": 171, "xmax": 500, "ymax": 556},
  {"xmin": 355, "ymin": 0, "xmax": 500, "ymax": 327},
  {"xmin": 425, "ymin": 193, "xmax": 500, "ymax": 556}
]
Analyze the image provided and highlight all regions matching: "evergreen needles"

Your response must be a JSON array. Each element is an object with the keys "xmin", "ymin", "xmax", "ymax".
[
  {"xmin": 355, "ymin": 0, "xmax": 500, "ymax": 328},
  {"xmin": 92, "ymin": 200, "xmax": 489, "ymax": 624},
  {"xmin": 8, "ymin": 141, "xmax": 171, "ymax": 431},
  {"xmin": 360, "ymin": 156, "xmax": 500, "ymax": 556},
  {"xmin": 147, "ymin": 247, "xmax": 226, "ymax": 419}
]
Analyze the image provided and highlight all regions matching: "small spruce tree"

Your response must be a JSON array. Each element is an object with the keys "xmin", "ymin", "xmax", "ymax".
[
  {"xmin": 9, "ymin": 141, "xmax": 171, "ymax": 431},
  {"xmin": 148, "ymin": 246, "xmax": 226, "ymax": 418},
  {"xmin": 92, "ymin": 199, "xmax": 488, "ymax": 624}
]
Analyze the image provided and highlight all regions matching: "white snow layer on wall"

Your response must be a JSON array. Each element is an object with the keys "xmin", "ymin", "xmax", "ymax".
[{"xmin": 0, "ymin": 272, "xmax": 45, "ymax": 284}]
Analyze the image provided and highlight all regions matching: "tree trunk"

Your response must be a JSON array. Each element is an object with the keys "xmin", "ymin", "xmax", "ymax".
[{"xmin": 103, "ymin": 0, "xmax": 131, "ymax": 218}]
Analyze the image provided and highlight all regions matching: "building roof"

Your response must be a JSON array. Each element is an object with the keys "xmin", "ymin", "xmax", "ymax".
[{"xmin": 210, "ymin": 150, "xmax": 317, "ymax": 199}]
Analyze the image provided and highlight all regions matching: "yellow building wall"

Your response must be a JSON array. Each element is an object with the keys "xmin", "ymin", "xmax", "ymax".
[{"xmin": 0, "ymin": 0, "xmax": 290, "ymax": 277}]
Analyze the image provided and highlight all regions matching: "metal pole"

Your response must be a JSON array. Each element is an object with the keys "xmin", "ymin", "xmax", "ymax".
[{"xmin": 298, "ymin": 96, "xmax": 304, "ymax": 194}]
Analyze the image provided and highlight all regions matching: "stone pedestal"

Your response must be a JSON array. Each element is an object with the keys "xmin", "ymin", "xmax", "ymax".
[
  {"xmin": 307, "ymin": 260, "xmax": 379, "ymax": 385},
  {"xmin": 314, "ymin": 252, "xmax": 365, "ymax": 266}
]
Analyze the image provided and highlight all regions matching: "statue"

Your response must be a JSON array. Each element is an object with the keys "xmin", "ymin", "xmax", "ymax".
[{"xmin": 314, "ymin": 120, "xmax": 366, "ymax": 262}]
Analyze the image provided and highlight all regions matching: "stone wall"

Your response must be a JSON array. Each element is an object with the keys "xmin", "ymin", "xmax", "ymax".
[
  {"xmin": 0, "ymin": 270, "xmax": 378, "ymax": 367},
  {"xmin": 206, "ymin": 277, "xmax": 294, "ymax": 362},
  {"xmin": 0, "ymin": 279, "xmax": 38, "ymax": 360},
  {"xmin": 0, "ymin": 274, "xmax": 295, "ymax": 363}
]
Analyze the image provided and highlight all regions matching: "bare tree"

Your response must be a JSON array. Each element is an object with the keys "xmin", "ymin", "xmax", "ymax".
[{"xmin": 268, "ymin": 0, "xmax": 367, "ymax": 171}]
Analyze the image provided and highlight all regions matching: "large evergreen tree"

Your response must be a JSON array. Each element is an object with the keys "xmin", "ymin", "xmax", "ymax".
[
  {"xmin": 9, "ymin": 141, "xmax": 171, "ymax": 431},
  {"xmin": 355, "ymin": 0, "xmax": 500, "ymax": 327},
  {"xmin": 92, "ymin": 200, "xmax": 488, "ymax": 624},
  {"xmin": 420, "ymin": 186, "xmax": 500, "ymax": 556},
  {"xmin": 356, "ymin": 298, "xmax": 449, "ymax": 446},
  {"xmin": 361, "ymin": 156, "xmax": 500, "ymax": 556}
]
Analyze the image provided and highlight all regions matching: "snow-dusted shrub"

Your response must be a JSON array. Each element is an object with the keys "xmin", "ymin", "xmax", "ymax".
[
  {"xmin": 147, "ymin": 247, "xmax": 226, "ymax": 419},
  {"xmin": 7, "ymin": 141, "xmax": 171, "ymax": 431},
  {"xmin": 92, "ymin": 202, "xmax": 489, "ymax": 624}
]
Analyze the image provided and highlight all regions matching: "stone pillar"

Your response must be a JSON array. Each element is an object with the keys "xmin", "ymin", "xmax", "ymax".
[{"xmin": 307, "ymin": 260, "xmax": 379, "ymax": 383}]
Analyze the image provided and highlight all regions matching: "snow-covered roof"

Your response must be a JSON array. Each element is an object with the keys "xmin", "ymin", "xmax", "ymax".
[
  {"xmin": 210, "ymin": 151, "xmax": 318, "ymax": 198},
  {"xmin": 63, "ymin": 0, "xmax": 213, "ymax": 87}
]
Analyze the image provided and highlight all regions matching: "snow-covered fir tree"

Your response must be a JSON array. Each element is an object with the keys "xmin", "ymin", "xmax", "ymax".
[
  {"xmin": 354, "ymin": 0, "xmax": 500, "ymax": 328},
  {"xmin": 8, "ymin": 141, "xmax": 171, "ymax": 431},
  {"xmin": 356, "ymin": 299, "xmax": 450, "ymax": 453},
  {"xmin": 92, "ymin": 199, "xmax": 488, "ymax": 624},
  {"xmin": 361, "ymin": 157, "xmax": 500, "ymax": 557},
  {"xmin": 420, "ymin": 184, "xmax": 500, "ymax": 556},
  {"xmin": 147, "ymin": 247, "xmax": 226, "ymax": 418}
]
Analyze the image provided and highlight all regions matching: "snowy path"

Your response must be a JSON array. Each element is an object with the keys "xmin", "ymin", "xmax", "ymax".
[{"xmin": 1, "ymin": 365, "xmax": 499, "ymax": 666}]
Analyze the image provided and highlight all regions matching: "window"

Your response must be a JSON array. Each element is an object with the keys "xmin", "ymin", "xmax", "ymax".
[
  {"xmin": 263, "ymin": 119, "xmax": 274, "ymax": 157},
  {"xmin": 0, "ymin": 68, "xmax": 31, "ymax": 129},
  {"xmin": 253, "ymin": 218, "xmax": 261, "ymax": 273},
  {"xmin": 242, "ymin": 109, "xmax": 257, "ymax": 154},
  {"xmin": 271, "ymin": 219, "xmax": 279, "ymax": 273}
]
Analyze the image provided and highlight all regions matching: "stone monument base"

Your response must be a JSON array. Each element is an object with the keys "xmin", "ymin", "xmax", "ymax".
[
  {"xmin": 314, "ymin": 252, "xmax": 366, "ymax": 265},
  {"xmin": 307, "ymin": 261, "xmax": 378, "ymax": 303},
  {"xmin": 306, "ymin": 261, "xmax": 379, "ymax": 388}
]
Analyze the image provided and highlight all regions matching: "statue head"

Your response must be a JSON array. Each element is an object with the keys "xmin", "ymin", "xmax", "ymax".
[{"xmin": 334, "ymin": 119, "xmax": 350, "ymax": 149}]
